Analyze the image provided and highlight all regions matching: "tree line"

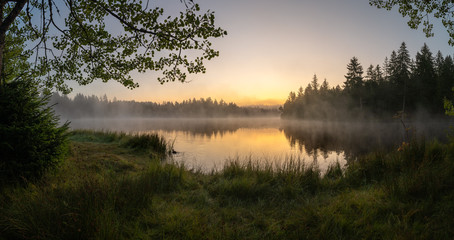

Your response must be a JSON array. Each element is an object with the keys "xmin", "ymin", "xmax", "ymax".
[
  {"xmin": 281, "ymin": 42, "xmax": 454, "ymax": 120},
  {"xmin": 50, "ymin": 93, "xmax": 279, "ymax": 119}
]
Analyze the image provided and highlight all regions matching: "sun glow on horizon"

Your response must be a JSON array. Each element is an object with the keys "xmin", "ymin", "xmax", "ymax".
[{"xmin": 66, "ymin": 0, "xmax": 453, "ymax": 107}]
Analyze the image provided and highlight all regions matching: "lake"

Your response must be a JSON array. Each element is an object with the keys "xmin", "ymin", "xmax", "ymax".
[{"xmin": 69, "ymin": 117, "xmax": 451, "ymax": 172}]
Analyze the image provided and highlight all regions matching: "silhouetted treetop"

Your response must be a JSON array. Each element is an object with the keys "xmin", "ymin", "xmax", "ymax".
[{"xmin": 281, "ymin": 42, "xmax": 454, "ymax": 120}]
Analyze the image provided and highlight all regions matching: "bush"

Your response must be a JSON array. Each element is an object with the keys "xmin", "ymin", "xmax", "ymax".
[{"xmin": 0, "ymin": 79, "xmax": 69, "ymax": 184}]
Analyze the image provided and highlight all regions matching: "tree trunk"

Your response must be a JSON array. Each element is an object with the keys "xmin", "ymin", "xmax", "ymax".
[{"xmin": 0, "ymin": 0, "xmax": 27, "ymax": 90}]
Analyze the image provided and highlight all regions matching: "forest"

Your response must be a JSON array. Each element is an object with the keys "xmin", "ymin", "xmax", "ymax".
[
  {"xmin": 49, "ymin": 94, "xmax": 280, "ymax": 119},
  {"xmin": 281, "ymin": 42, "xmax": 454, "ymax": 120}
]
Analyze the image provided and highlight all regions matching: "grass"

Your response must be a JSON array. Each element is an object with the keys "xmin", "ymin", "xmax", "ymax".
[{"xmin": 1, "ymin": 131, "xmax": 454, "ymax": 239}]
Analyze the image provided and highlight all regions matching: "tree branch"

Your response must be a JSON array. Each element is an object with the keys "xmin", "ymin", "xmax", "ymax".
[
  {"xmin": 0, "ymin": 0, "xmax": 26, "ymax": 32},
  {"xmin": 89, "ymin": 0, "xmax": 179, "ymax": 42}
]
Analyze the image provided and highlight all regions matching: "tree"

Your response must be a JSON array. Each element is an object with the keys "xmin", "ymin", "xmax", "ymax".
[
  {"xmin": 387, "ymin": 51, "xmax": 398, "ymax": 81},
  {"xmin": 0, "ymin": 79, "xmax": 69, "ymax": 183},
  {"xmin": 413, "ymin": 43, "xmax": 436, "ymax": 110},
  {"xmin": 320, "ymin": 78, "xmax": 329, "ymax": 94},
  {"xmin": 304, "ymin": 83, "xmax": 313, "ymax": 96},
  {"xmin": 344, "ymin": 56, "xmax": 364, "ymax": 109},
  {"xmin": 434, "ymin": 50, "xmax": 445, "ymax": 77},
  {"xmin": 297, "ymin": 86, "xmax": 304, "ymax": 98},
  {"xmin": 310, "ymin": 74, "xmax": 319, "ymax": 92},
  {"xmin": 365, "ymin": 64, "xmax": 375, "ymax": 82},
  {"xmin": 395, "ymin": 42, "xmax": 412, "ymax": 113},
  {"xmin": 383, "ymin": 56, "xmax": 390, "ymax": 79},
  {"xmin": 344, "ymin": 57, "xmax": 364, "ymax": 89},
  {"xmin": 370, "ymin": 0, "xmax": 454, "ymax": 45},
  {"xmin": 374, "ymin": 65, "xmax": 384, "ymax": 83},
  {"xmin": 0, "ymin": 0, "xmax": 226, "ymax": 93}
]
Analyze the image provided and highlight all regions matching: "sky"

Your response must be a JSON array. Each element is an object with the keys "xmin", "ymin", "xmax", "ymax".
[{"xmin": 68, "ymin": 0, "xmax": 454, "ymax": 106}]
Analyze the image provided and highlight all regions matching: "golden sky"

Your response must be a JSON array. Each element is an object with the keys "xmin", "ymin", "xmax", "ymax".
[{"xmin": 68, "ymin": 0, "xmax": 453, "ymax": 106}]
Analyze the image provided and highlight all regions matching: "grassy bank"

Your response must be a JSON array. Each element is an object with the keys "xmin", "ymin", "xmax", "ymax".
[{"xmin": 1, "ymin": 130, "xmax": 454, "ymax": 239}]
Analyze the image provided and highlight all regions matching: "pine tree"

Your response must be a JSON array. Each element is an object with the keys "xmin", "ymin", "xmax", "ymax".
[
  {"xmin": 395, "ymin": 42, "xmax": 412, "ymax": 113},
  {"xmin": 297, "ymin": 86, "xmax": 304, "ymax": 98},
  {"xmin": 304, "ymin": 83, "xmax": 313, "ymax": 95},
  {"xmin": 435, "ymin": 51, "xmax": 444, "ymax": 77},
  {"xmin": 375, "ymin": 65, "xmax": 384, "ymax": 82},
  {"xmin": 310, "ymin": 74, "xmax": 319, "ymax": 92},
  {"xmin": 388, "ymin": 51, "xmax": 398, "ymax": 81},
  {"xmin": 413, "ymin": 43, "xmax": 436, "ymax": 111},
  {"xmin": 383, "ymin": 56, "xmax": 390, "ymax": 80},
  {"xmin": 320, "ymin": 78, "xmax": 329, "ymax": 93},
  {"xmin": 0, "ymin": 80, "xmax": 69, "ymax": 183},
  {"xmin": 344, "ymin": 57, "xmax": 364, "ymax": 109},
  {"xmin": 366, "ymin": 65, "xmax": 375, "ymax": 82}
]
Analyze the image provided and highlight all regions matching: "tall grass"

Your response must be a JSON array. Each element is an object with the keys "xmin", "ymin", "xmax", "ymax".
[
  {"xmin": 0, "ymin": 161, "xmax": 188, "ymax": 240},
  {"xmin": 70, "ymin": 129, "xmax": 172, "ymax": 157},
  {"xmin": 68, "ymin": 129, "xmax": 127, "ymax": 143},
  {"xmin": 208, "ymin": 157, "xmax": 330, "ymax": 201},
  {"xmin": 1, "ymin": 131, "xmax": 454, "ymax": 239},
  {"xmin": 122, "ymin": 133, "xmax": 171, "ymax": 157}
]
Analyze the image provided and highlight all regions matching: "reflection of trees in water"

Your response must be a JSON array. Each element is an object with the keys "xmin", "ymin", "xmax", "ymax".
[
  {"xmin": 70, "ymin": 118, "xmax": 451, "ymax": 162},
  {"xmin": 69, "ymin": 117, "xmax": 282, "ymax": 138},
  {"xmin": 281, "ymin": 120, "xmax": 448, "ymax": 161}
]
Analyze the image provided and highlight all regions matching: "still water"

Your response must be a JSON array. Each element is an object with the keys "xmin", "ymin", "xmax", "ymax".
[{"xmin": 69, "ymin": 117, "xmax": 450, "ymax": 172}]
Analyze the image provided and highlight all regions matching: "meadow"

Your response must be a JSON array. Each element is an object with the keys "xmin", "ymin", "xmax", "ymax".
[{"xmin": 1, "ymin": 130, "xmax": 454, "ymax": 239}]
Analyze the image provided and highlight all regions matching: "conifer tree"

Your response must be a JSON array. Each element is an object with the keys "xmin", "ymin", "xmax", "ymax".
[
  {"xmin": 375, "ymin": 65, "xmax": 384, "ymax": 82},
  {"xmin": 344, "ymin": 57, "xmax": 364, "ymax": 109},
  {"xmin": 310, "ymin": 74, "xmax": 319, "ymax": 92},
  {"xmin": 388, "ymin": 51, "xmax": 398, "ymax": 81},
  {"xmin": 366, "ymin": 65, "xmax": 375, "ymax": 82},
  {"xmin": 395, "ymin": 42, "xmax": 412, "ymax": 113},
  {"xmin": 320, "ymin": 78, "xmax": 329, "ymax": 93},
  {"xmin": 435, "ymin": 51, "xmax": 445, "ymax": 77},
  {"xmin": 413, "ymin": 43, "xmax": 436, "ymax": 110},
  {"xmin": 383, "ymin": 56, "xmax": 390, "ymax": 79}
]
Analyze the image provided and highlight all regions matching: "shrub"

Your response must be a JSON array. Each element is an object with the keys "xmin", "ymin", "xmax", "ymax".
[{"xmin": 0, "ymin": 79, "xmax": 69, "ymax": 184}]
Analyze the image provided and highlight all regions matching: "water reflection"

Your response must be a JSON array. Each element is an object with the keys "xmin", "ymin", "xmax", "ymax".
[
  {"xmin": 281, "ymin": 119, "xmax": 450, "ymax": 161},
  {"xmin": 69, "ymin": 117, "xmax": 451, "ymax": 171},
  {"xmin": 69, "ymin": 117, "xmax": 281, "ymax": 138}
]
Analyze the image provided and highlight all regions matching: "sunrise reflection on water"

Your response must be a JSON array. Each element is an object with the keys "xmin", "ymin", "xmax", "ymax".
[{"xmin": 148, "ymin": 127, "xmax": 345, "ymax": 172}]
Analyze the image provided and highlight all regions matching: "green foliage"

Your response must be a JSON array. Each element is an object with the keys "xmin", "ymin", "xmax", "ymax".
[
  {"xmin": 370, "ymin": 0, "xmax": 454, "ymax": 45},
  {"xmin": 11, "ymin": 0, "xmax": 226, "ymax": 93},
  {"xmin": 0, "ymin": 79, "xmax": 69, "ymax": 184},
  {"xmin": 1, "ymin": 25, "xmax": 32, "ymax": 85},
  {"xmin": 444, "ymin": 87, "xmax": 454, "ymax": 116}
]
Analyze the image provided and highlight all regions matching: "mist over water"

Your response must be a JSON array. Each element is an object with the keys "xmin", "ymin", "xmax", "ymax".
[{"xmin": 68, "ymin": 117, "xmax": 452, "ymax": 172}]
